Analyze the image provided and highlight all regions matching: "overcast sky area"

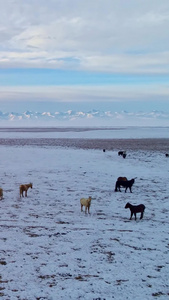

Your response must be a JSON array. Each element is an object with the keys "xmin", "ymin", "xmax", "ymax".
[{"xmin": 0, "ymin": 0, "xmax": 169, "ymax": 114}]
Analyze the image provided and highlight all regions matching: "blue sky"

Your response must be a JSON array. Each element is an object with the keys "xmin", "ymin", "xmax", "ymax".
[
  {"xmin": 0, "ymin": 0, "xmax": 169, "ymax": 116},
  {"xmin": 1, "ymin": 68, "xmax": 168, "ymax": 86}
]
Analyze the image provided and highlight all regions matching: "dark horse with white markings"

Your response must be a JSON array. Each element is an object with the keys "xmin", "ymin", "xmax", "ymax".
[{"xmin": 118, "ymin": 151, "xmax": 126, "ymax": 158}]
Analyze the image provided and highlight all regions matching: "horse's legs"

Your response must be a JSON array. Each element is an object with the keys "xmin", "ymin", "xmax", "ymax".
[
  {"xmin": 134, "ymin": 213, "xmax": 137, "ymax": 220},
  {"xmin": 140, "ymin": 212, "xmax": 144, "ymax": 219},
  {"xmin": 130, "ymin": 212, "xmax": 133, "ymax": 219},
  {"xmin": 115, "ymin": 183, "xmax": 118, "ymax": 192}
]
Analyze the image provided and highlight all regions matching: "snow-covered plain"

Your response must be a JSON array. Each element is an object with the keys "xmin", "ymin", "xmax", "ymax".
[
  {"xmin": 0, "ymin": 126, "xmax": 168, "ymax": 139},
  {"xmin": 0, "ymin": 127, "xmax": 169, "ymax": 300}
]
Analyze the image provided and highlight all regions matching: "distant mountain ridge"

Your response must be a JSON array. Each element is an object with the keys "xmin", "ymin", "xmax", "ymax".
[{"xmin": 0, "ymin": 109, "xmax": 168, "ymax": 126}]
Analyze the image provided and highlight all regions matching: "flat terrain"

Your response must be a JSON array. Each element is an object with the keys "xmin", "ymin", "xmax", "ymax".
[{"xmin": 0, "ymin": 128, "xmax": 169, "ymax": 299}]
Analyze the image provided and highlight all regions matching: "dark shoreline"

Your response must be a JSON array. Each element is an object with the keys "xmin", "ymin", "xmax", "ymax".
[
  {"xmin": 0, "ymin": 126, "xmax": 168, "ymax": 133},
  {"xmin": 0, "ymin": 127, "xmax": 125, "ymax": 132},
  {"xmin": 0, "ymin": 137, "xmax": 169, "ymax": 152}
]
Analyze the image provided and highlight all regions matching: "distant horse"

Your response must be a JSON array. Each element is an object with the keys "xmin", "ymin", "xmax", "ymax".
[
  {"xmin": 115, "ymin": 178, "xmax": 135, "ymax": 193},
  {"xmin": 118, "ymin": 151, "xmax": 126, "ymax": 158},
  {"xmin": 125, "ymin": 202, "xmax": 145, "ymax": 220},
  {"xmin": 165, "ymin": 153, "xmax": 169, "ymax": 157},
  {"xmin": 20, "ymin": 183, "xmax": 33, "ymax": 197}
]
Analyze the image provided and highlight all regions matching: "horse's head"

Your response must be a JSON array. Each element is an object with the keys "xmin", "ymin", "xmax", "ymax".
[{"xmin": 125, "ymin": 202, "xmax": 130, "ymax": 209}]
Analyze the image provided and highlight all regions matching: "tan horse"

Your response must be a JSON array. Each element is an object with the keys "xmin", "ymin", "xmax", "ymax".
[
  {"xmin": 0, "ymin": 188, "xmax": 3, "ymax": 200},
  {"xmin": 80, "ymin": 196, "xmax": 92, "ymax": 214},
  {"xmin": 20, "ymin": 183, "xmax": 33, "ymax": 197}
]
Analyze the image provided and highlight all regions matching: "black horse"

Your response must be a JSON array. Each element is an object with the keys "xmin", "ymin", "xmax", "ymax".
[{"xmin": 125, "ymin": 202, "xmax": 145, "ymax": 220}]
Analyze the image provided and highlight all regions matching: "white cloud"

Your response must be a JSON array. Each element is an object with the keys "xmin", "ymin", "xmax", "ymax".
[
  {"xmin": 0, "ymin": 83, "xmax": 169, "ymax": 103},
  {"xmin": 0, "ymin": 0, "xmax": 169, "ymax": 74}
]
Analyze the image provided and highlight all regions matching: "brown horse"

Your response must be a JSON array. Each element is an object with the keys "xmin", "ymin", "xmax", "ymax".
[
  {"xmin": 117, "ymin": 177, "xmax": 127, "ymax": 182},
  {"xmin": 20, "ymin": 183, "xmax": 33, "ymax": 197}
]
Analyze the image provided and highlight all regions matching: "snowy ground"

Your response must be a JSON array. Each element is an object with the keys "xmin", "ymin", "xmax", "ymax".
[
  {"xmin": 0, "ymin": 126, "xmax": 169, "ymax": 139},
  {"xmin": 0, "ymin": 127, "xmax": 169, "ymax": 299}
]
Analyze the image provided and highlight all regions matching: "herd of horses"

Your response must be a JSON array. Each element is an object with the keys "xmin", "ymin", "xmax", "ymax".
[
  {"xmin": 82, "ymin": 175, "xmax": 145, "ymax": 220},
  {"xmin": 81, "ymin": 149, "xmax": 147, "ymax": 220},
  {"xmin": 1, "ymin": 148, "xmax": 168, "ymax": 221},
  {"xmin": 114, "ymin": 176, "xmax": 145, "ymax": 220},
  {"xmin": 114, "ymin": 175, "xmax": 145, "ymax": 220},
  {"xmin": 5, "ymin": 147, "xmax": 166, "ymax": 220},
  {"xmin": 113, "ymin": 149, "xmax": 168, "ymax": 219},
  {"xmin": 109, "ymin": 149, "xmax": 148, "ymax": 220},
  {"xmin": 0, "ymin": 175, "xmax": 144, "ymax": 220},
  {"xmin": 115, "ymin": 150, "xmax": 145, "ymax": 220}
]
